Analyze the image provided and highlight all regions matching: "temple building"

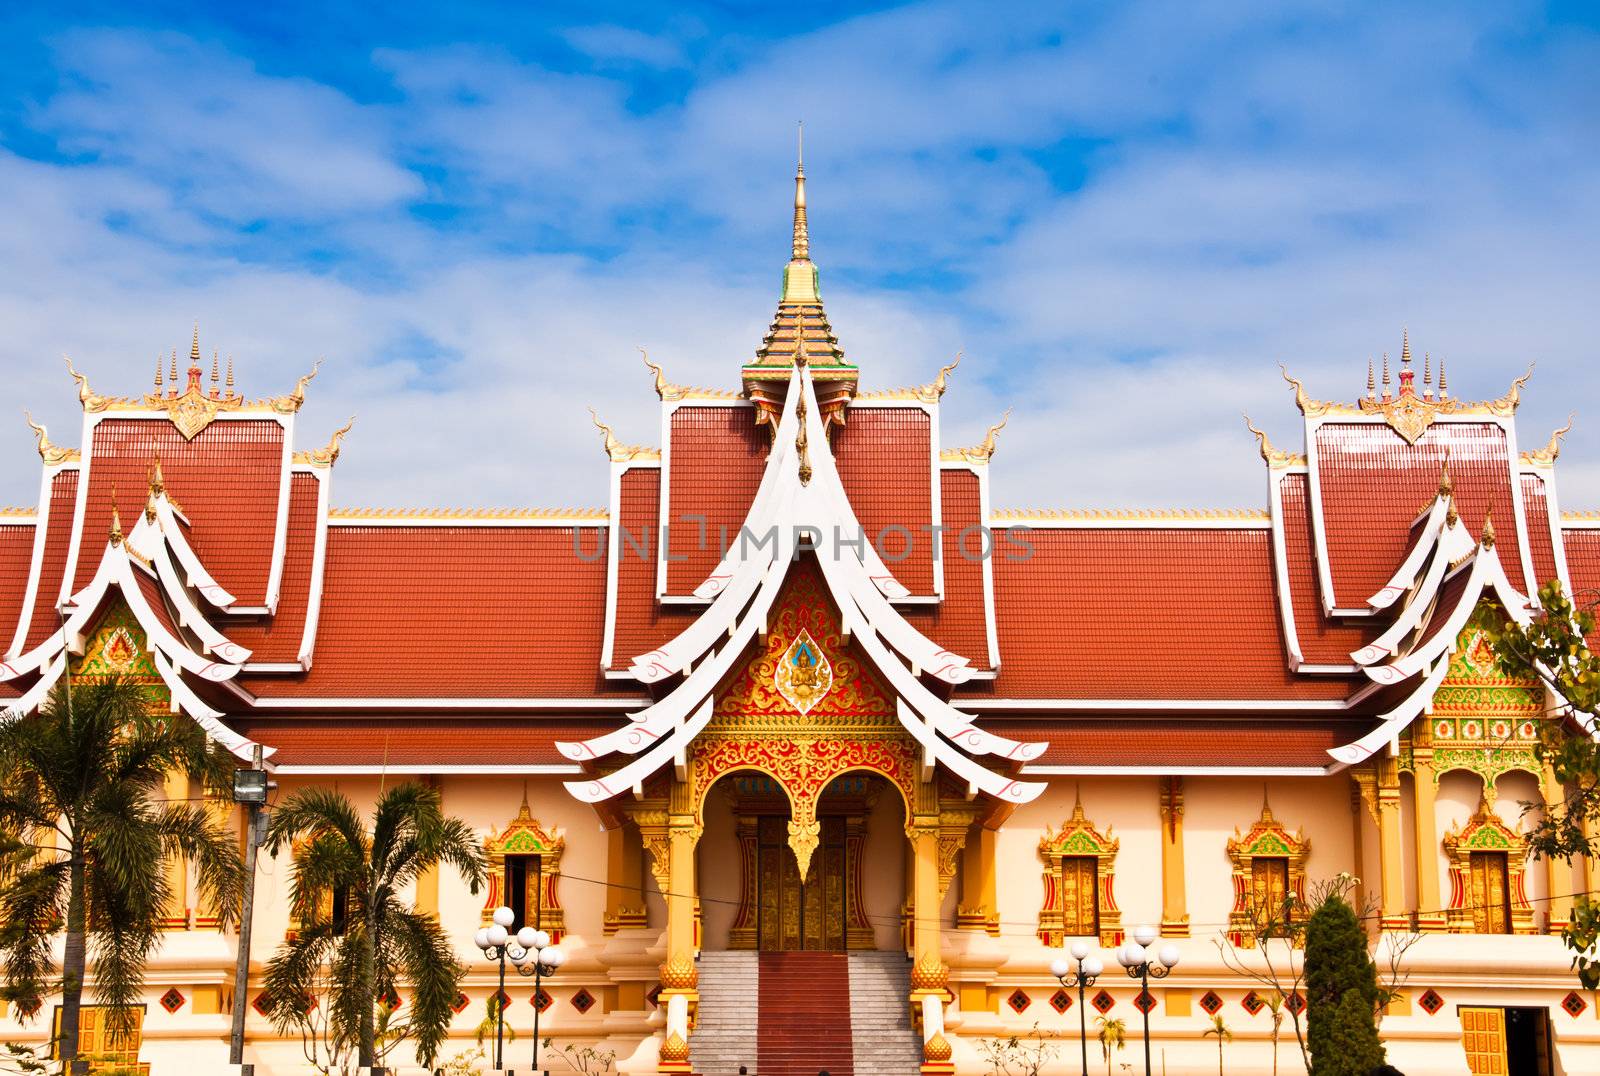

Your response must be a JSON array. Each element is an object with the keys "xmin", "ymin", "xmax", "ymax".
[{"xmin": 1, "ymin": 157, "xmax": 1596, "ymax": 1076}]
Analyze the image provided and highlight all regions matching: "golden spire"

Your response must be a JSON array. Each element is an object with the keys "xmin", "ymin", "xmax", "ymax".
[
  {"xmin": 108, "ymin": 487, "xmax": 123, "ymax": 547},
  {"xmin": 1423, "ymin": 351, "xmax": 1432, "ymax": 393},
  {"xmin": 225, "ymin": 354, "xmax": 235, "ymax": 391},
  {"xmin": 1366, "ymin": 357, "xmax": 1375, "ymax": 399},
  {"xmin": 1381, "ymin": 352, "xmax": 1391, "ymax": 396},
  {"xmin": 780, "ymin": 124, "xmax": 820, "ymax": 304},
  {"xmin": 211, "ymin": 348, "xmax": 220, "ymax": 387},
  {"xmin": 1400, "ymin": 327, "xmax": 1411, "ymax": 367},
  {"xmin": 190, "ymin": 321, "xmax": 201, "ymax": 365},
  {"xmin": 792, "ymin": 121, "xmax": 808, "ymax": 262},
  {"xmin": 169, "ymin": 348, "xmax": 178, "ymax": 385},
  {"xmin": 1439, "ymin": 359, "xmax": 1448, "ymax": 398},
  {"xmin": 154, "ymin": 353, "xmax": 164, "ymax": 393}
]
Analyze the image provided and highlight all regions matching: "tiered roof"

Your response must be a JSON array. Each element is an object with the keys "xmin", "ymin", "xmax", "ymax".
[{"xmin": 1, "ymin": 172, "xmax": 1590, "ymax": 785}]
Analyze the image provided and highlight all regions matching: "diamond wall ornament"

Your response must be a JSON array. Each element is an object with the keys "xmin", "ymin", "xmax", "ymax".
[
  {"xmin": 1134, "ymin": 990, "xmax": 1156, "ymax": 1014},
  {"xmin": 1562, "ymin": 991, "xmax": 1588, "ymax": 1017},
  {"xmin": 1006, "ymin": 989, "xmax": 1031, "ymax": 1014},
  {"xmin": 1049, "ymin": 990, "xmax": 1073, "ymax": 1014},
  {"xmin": 534, "ymin": 989, "xmax": 554, "ymax": 1013},
  {"xmin": 451, "ymin": 992, "xmax": 471, "ymax": 1014},
  {"xmin": 1285, "ymin": 992, "xmax": 1306, "ymax": 1016},
  {"xmin": 1199, "ymin": 991, "xmax": 1224, "ymax": 1015},
  {"xmin": 1417, "ymin": 988, "xmax": 1445, "ymax": 1016},
  {"xmin": 159, "ymin": 988, "xmax": 185, "ymax": 1014},
  {"xmin": 773, "ymin": 628, "xmax": 833, "ymax": 715},
  {"xmin": 1241, "ymin": 991, "xmax": 1264, "ymax": 1015},
  {"xmin": 571, "ymin": 988, "xmax": 596, "ymax": 1014},
  {"xmin": 1092, "ymin": 990, "xmax": 1115, "ymax": 1014}
]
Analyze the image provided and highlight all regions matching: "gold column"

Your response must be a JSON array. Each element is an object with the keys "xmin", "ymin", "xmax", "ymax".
[
  {"xmin": 1543, "ymin": 763, "xmax": 1574, "ymax": 933},
  {"xmin": 1159, "ymin": 777, "xmax": 1189, "ymax": 937},
  {"xmin": 956, "ymin": 824, "xmax": 998, "ymax": 934},
  {"xmin": 416, "ymin": 776, "xmax": 441, "ymax": 920},
  {"xmin": 1375, "ymin": 757, "xmax": 1408, "ymax": 931},
  {"xmin": 605, "ymin": 822, "xmax": 649, "ymax": 935},
  {"xmin": 657, "ymin": 781, "xmax": 701, "ymax": 1075},
  {"xmin": 160, "ymin": 771, "xmax": 189, "ymax": 930},
  {"xmin": 1411, "ymin": 753, "xmax": 1446, "ymax": 932}
]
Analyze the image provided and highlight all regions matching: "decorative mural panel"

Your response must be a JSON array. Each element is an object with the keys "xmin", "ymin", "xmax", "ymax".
[
  {"xmin": 1037, "ymin": 793, "xmax": 1122, "ymax": 948},
  {"xmin": 1442, "ymin": 798, "xmax": 1535, "ymax": 936},
  {"xmin": 480, "ymin": 792, "xmax": 566, "ymax": 941},
  {"xmin": 1226, "ymin": 797, "xmax": 1310, "ymax": 947},
  {"xmin": 72, "ymin": 601, "xmax": 165, "ymax": 692},
  {"xmin": 1418, "ymin": 601, "xmax": 1544, "ymax": 786}
]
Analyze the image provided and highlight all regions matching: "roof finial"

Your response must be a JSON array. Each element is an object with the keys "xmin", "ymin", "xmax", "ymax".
[
  {"xmin": 794, "ymin": 310, "xmax": 809, "ymax": 368},
  {"xmin": 225, "ymin": 353, "xmax": 235, "ymax": 391},
  {"xmin": 23, "ymin": 411, "xmax": 72, "ymax": 465},
  {"xmin": 1533, "ymin": 414, "xmax": 1576, "ymax": 464},
  {"xmin": 154, "ymin": 353, "xmax": 164, "ymax": 393},
  {"xmin": 975, "ymin": 409, "xmax": 1012, "ymax": 462},
  {"xmin": 1438, "ymin": 450, "xmax": 1453, "ymax": 498},
  {"xmin": 1380, "ymin": 352, "xmax": 1391, "ymax": 398},
  {"xmin": 588, "ymin": 407, "xmax": 622, "ymax": 460},
  {"xmin": 780, "ymin": 125, "xmax": 819, "ymax": 303},
  {"xmin": 1482, "ymin": 503, "xmax": 1496, "ymax": 549},
  {"xmin": 149, "ymin": 450, "xmax": 165, "ymax": 496},
  {"xmin": 170, "ymin": 348, "xmax": 179, "ymax": 386},
  {"xmin": 190, "ymin": 321, "xmax": 201, "ymax": 365},
  {"xmin": 792, "ymin": 121, "xmax": 809, "ymax": 263},
  {"xmin": 1366, "ymin": 357, "xmax": 1375, "ymax": 399},
  {"xmin": 211, "ymin": 348, "xmax": 220, "ymax": 386},
  {"xmin": 1243, "ymin": 413, "xmax": 1296, "ymax": 467},
  {"xmin": 1439, "ymin": 359, "xmax": 1448, "ymax": 399},
  {"xmin": 1261, "ymin": 783, "xmax": 1273, "ymax": 821},
  {"xmin": 108, "ymin": 486, "xmax": 123, "ymax": 547},
  {"xmin": 931, "ymin": 352, "xmax": 960, "ymax": 397},
  {"xmin": 639, "ymin": 347, "xmax": 672, "ymax": 399},
  {"xmin": 1400, "ymin": 327, "xmax": 1411, "ymax": 367}
]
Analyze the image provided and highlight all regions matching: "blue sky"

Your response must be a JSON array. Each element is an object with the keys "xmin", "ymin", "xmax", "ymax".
[{"xmin": 2, "ymin": 1, "xmax": 1597, "ymax": 510}]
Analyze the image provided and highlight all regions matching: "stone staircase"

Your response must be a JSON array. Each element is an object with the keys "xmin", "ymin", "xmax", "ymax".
[
  {"xmin": 846, "ymin": 952, "xmax": 922, "ymax": 1076},
  {"xmin": 694, "ymin": 951, "xmax": 761, "ymax": 1076},
  {"xmin": 690, "ymin": 949, "xmax": 921, "ymax": 1076}
]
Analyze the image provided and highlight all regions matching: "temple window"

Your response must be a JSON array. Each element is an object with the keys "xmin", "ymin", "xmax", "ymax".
[
  {"xmin": 1036, "ymin": 793, "xmax": 1122, "ymax": 947},
  {"xmin": 1058, "ymin": 856, "xmax": 1100, "ymax": 937},
  {"xmin": 1226, "ymin": 796, "xmax": 1310, "ymax": 947},
  {"xmin": 1251, "ymin": 856, "xmax": 1292, "ymax": 926},
  {"xmin": 1444, "ymin": 797, "xmax": 1534, "ymax": 935},
  {"xmin": 481, "ymin": 793, "xmax": 566, "ymax": 941},
  {"xmin": 504, "ymin": 853, "xmax": 544, "ymax": 931}
]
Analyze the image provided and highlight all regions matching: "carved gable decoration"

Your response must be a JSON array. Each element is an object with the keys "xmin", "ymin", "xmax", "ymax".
[
  {"xmin": 480, "ymin": 792, "xmax": 566, "ymax": 940},
  {"xmin": 713, "ymin": 557, "xmax": 893, "ymax": 729},
  {"xmin": 1425, "ymin": 602, "xmax": 1542, "ymax": 784},
  {"xmin": 72, "ymin": 601, "xmax": 166, "ymax": 694},
  {"xmin": 1037, "ymin": 793, "xmax": 1123, "ymax": 948},
  {"xmin": 1226, "ymin": 797, "xmax": 1310, "ymax": 947}
]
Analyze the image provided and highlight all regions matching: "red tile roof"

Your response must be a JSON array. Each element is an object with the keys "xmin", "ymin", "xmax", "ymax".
[
  {"xmin": 1520, "ymin": 473, "xmax": 1560, "ymax": 588},
  {"xmin": 76, "ymin": 419, "xmax": 286, "ymax": 607},
  {"xmin": 611, "ymin": 467, "xmax": 698, "ymax": 669},
  {"xmin": 1562, "ymin": 528, "xmax": 1600, "ymax": 647},
  {"xmin": 663, "ymin": 406, "xmax": 767, "ymax": 595},
  {"xmin": 980, "ymin": 718, "xmax": 1374, "ymax": 768},
  {"xmin": 227, "ymin": 472, "xmax": 320, "ymax": 663},
  {"xmin": 979, "ymin": 526, "xmax": 1353, "ymax": 701},
  {"xmin": 902, "ymin": 469, "xmax": 990, "ymax": 667},
  {"xmin": 20, "ymin": 470, "xmax": 79, "ymax": 651},
  {"xmin": 836, "ymin": 407, "xmax": 935, "ymax": 595},
  {"xmin": 235, "ymin": 716, "xmax": 619, "ymax": 768},
  {"xmin": 1278, "ymin": 472, "xmax": 1372, "ymax": 665},
  {"xmin": 1312, "ymin": 421, "xmax": 1527, "ymax": 606},
  {"xmin": 240, "ymin": 523, "xmax": 612, "ymax": 698},
  {"xmin": 0, "ymin": 522, "xmax": 33, "ymax": 699}
]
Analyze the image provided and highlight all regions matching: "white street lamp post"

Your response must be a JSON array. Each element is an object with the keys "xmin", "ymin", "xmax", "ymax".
[
  {"xmin": 1050, "ymin": 940, "xmax": 1105, "ymax": 1076},
  {"xmin": 1115, "ymin": 925, "xmax": 1180, "ymax": 1076},
  {"xmin": 476, "ymin": 906, "xmax": 565, "ymax": 1072}
]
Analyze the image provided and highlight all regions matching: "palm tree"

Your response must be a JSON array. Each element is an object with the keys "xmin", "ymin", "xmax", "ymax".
[
  {"xmin": 1203, "ymin": 1013, "xmax": 1233, "ymax": 1076},
  {"xmin": 262, "ymin": 783, "xmax": 488, "ymax": 1070},
  {"xmin": 1094, "ymin": 1015, "xmax": 1125, "ymax": 1076},
  {"xmin": 0, "ymin": 676, "xmax": 244, "ymax": 1071},
  {"xmin": 1264, "ymin": 989, "xmax": 1285, "ymax": 1076}
]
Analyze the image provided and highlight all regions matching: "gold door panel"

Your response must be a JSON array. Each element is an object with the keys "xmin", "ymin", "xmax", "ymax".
[{"xmin": 1460, "ymin": 1006, "xmax": 1507, "ymax": 1075}]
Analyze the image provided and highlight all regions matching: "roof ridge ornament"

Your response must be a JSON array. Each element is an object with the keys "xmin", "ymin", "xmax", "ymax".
[
  {"xmin": 588, "ymin": 407, "xmax": 653, "ymax": 463},
  {"xmin": 639, "ymin": 347, "xmax": 686, "ymax": 401},
  {"xmin": 23, "ymin": 411, "xmax": 77, "ymax": 465},
  {"xmin": 1243, "ymin": 413, "xmax": 1300, "ymax": 468},
  {"xmin": 108, "ymin": 487, "xmax": 123, "ymax": 547},
  {"xmin": 1522, "ymin": 413, "xmax": 1575, "ymax": 467},
  {"xmin": 1482, "ymin": 504, "xmax": 1496, "ymax": 549},
  {"xmin": 914, "ymin": 352, "xmax": 961, "ymax": 403},
  {"xmin": 294, "ymin": 417, "xmax": 355, "ymax": 467},
  {"xmin": 65, "ymin": 355, "xmax": 109, "ymax": 412}
]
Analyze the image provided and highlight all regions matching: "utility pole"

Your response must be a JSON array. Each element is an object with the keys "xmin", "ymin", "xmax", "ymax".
[{"xmin": 229, "ymin": 745, "xmax": 270, "ymax": 1073}]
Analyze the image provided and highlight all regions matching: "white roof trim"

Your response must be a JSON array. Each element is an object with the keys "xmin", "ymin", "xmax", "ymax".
[
  {"xmin": 297, "ymin": 467, "xmax": 331, "ymax": 668},
  {"xmin": 1351, "ymin": 517, "xmax": 1477, "ymax": 666},
  {"xmin": 1268, "ymin": 469, "xmax": 1307, "ymax": 671},
  {"xmin": 1366, "ymin": 496, "xmax": 1449, "ymax": 610},
  {"xmin": 6, "ymin": 463, "xmax": 76, "ymax": 660},
  {"xmin": 1024, "ymin": 764, "xmax": 1331, "ymax": 777},
  {"xmin": 277, "ymin": 764, "xmax": 584, "ymax": 775}
]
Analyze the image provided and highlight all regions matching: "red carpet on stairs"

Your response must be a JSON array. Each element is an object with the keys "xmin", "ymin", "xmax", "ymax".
[{"xmin": 756, "ymin": 952, "xmax": 855, "ymax": 1076}]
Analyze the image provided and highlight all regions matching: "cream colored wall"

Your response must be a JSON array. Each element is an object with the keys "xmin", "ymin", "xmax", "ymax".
[
  {"xmin": 863, "ymin": 782, "xmax": 909, "ymax": 950},
  {"xmin": 697, "ymin": 787, "xmax": 742, "ymax": 949},
  {"xmin": 1494, "ymin": 769, "xmax": 1549, "ymax": 911}
]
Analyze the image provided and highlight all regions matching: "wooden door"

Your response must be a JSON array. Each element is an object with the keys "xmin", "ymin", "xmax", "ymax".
[
  {"xmin": 1460, "ymin": 1006, "xmax": 1508, "ymax": 1075},
  {"xmin": 1059, "ymin": 857, "xmax": 1099, "ymax": 936},
  {"xmin": 757, "ymin": 816, "xmax": 847, "ymax": 950},
  {"xmin": 1469, "ymin": 852, "xmax": 1510, "ymax": 934}
]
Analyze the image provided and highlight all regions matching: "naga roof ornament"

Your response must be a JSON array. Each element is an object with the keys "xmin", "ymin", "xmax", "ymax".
[
  {"xmin": 944, "ymin": 409, "xmax": 1010, "ymax": 464},
  {"xmin": 1243, "ymin": 413, "xmax": 1303, "ymax": 468},
  {"xmin": 293, "ymin": 417, "xmax": 356, "ymax": 467},
  {"xmin": 22, "ymin": 411, "xmax": 77, "ymax": 465},
  {"xmin": 1279, "ymin": 333, "xmax": 1535, "ymax": 443},
  {"xmin": 1522, "ymin": 414, "xmax": 1575, "ymax": 467},
  {"xmin": 588, "ymin": 408, "xmax": 654, "ymax": 463}
]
